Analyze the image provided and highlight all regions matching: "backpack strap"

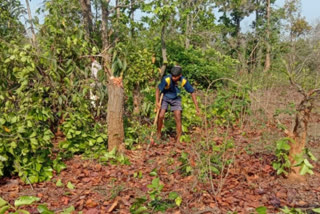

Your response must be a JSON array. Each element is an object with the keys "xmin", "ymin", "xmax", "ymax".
[
  {"xmin": 181, "ymin": 78, "xmax": 187, "ymax": 87},
  {"xmin": 165, "ymin": 77, "xmax": 171, "ymax": 89}
]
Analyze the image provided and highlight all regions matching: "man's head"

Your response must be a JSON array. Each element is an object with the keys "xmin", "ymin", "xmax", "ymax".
[{"xmin": 171, "ymin": 66, "xmax": 182, "ymax": 82}]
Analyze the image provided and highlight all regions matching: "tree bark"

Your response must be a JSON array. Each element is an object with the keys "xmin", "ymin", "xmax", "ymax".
[
  {"xmin": 160, "ymin": 22, "xmax": 168, "ymax": 78},
  {"xmin": 185, "ymin": 13, "xmax": 190, "ymax": 49},
  {"xmin": 288, "ymin": 97, "xmax": 313, "ymax": 179},
  {"xmin": 101, "ymin": 0, "xmax": 110, "ymax": 52},
  {"xmin": 184, "ymin": 0, "xmax": 192, "ymax": 49},
  {"xmin": 159, "ymin": 0, "xmax": 168, "ymax": 79},
  {"xmin": 130, "ymin": 0, "xmax": 135, "ymax": 38},
  {"xmin": 107, "ymin": 79, "xmax": 125, "ymax": 152},
  {"xmin": 100, "ymin": 0, "xmax": 125, "ymax": 152},
  {"xmin": 79, "ymin": 0, "xmax": 93, "ymax": 39},
  {"xmin": 25, "ymin": 0, "xmax": 36, "ymax": 46},
  {"xmin": 263, "ymin": 0, "xmax": 271, "ymax": 72}
]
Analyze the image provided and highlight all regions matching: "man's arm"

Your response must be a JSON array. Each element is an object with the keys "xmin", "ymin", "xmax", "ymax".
[{"xmin": 191, "ymin": 92, "xmax": 200, "ymax": 115}]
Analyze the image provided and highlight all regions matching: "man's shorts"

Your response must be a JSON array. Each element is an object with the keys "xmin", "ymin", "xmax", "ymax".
[{"xmin": 161, "ymin": 96, "xmax": 182, "ymax": 111}]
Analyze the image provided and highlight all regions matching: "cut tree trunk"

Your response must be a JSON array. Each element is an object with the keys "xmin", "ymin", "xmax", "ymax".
[
  {"xmin": 288, "ymin": 98, "xmax": 313, "ymax": 179},
  {"xmin": 107, "ymin": 78, "xmax": 125, "ymax": 152}
]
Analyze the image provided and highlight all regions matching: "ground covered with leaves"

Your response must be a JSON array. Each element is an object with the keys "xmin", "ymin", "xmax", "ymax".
[{"xmin": 1, "ymin": 119, "xmax": 320, "ymax": 214}]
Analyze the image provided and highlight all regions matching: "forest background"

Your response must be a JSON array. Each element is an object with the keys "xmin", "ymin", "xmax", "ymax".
[{"xmin": 1, "ymin": 0, "xmax": 320, "ymax": 213}]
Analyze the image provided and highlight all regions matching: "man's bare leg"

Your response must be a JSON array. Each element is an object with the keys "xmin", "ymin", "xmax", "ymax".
[
  {"xmin": 157, "ymin": 109, "xmax": 166, "ymax": 139},
  {"xmin": 174, "ymin": 110, "xmax": 182, "ymax": 143}
]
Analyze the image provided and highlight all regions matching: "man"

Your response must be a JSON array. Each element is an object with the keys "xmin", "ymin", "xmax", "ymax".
[{"xmin": 156, "ymin": 66, "xmax": 200, "ymax": 143}]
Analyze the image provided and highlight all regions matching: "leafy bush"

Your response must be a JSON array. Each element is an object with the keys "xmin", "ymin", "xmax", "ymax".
[
  {"xmin": 59, "ymin": 110, "xmax": 108, "ymax": 158},
  {"xmin": 272, "ymin": 137, "xmax": 293, "ymax": 175},
  {"xmin": 0, "ymin": 44, "xmax": 56, "ymax": 183},
  {"xmin": 166, "ymin": 41, "xmax": 238, "ymax": 89},
  {"xmin": 197, "ymin": 139, "xmax": 235, "ymax": 179},
  {"xmin": 130, "ymin": 178, "xmax": 182, "ymax": 213},
  {"xmin": 272, "ymin": 138, "xmax": 316, "ymax": 176},
  {"xmin": 207, "ymin": 84, "xmax": 251, "ymax": 126},
  {"xmin": 0, "ymin": 0, "xmax": 109, "ymax": 183}
]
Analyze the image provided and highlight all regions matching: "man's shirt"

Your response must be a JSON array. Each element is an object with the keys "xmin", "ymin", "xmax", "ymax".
[{"xmin": 158, "ymin": 74, "xmax": 194, "ymax": 99}]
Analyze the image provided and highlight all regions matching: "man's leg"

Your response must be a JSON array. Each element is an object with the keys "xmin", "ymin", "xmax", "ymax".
[
  {"xmin": 173, "ymin": 110, "xmax": 182, "ymax": 143},
  {"xmin": 157, "ymin": 109, "xmax": 166, "ymax": 139}
]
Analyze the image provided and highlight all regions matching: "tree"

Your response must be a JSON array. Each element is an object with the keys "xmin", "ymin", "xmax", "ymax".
[
  {"xmin": 248, "ymin": 0, "xmax": 281, "ymax": 73},
  {"xmin": 142, "ymin": 0, "xmax": 177, "ymax": 78},
  {"xmin": 263, "ymin": 0, "xmax": 271, "ymax": 72},
  {"xmin": 216, "ymin": 0, "xmax": 255, "ymax": 71},
  {"xmin": 24, "ymin": 0, "xmax": 36, "ymax": 45},
  {"xmin": 99, "ymin": 0, "xmax": 144, "ymax": 151},
  {"xmin": 177, "ymin": 0, "xmax": 217, "ymax": 49},
  {"xmin": 0, "ymin": 0, "xmax": 25, "ymax": 40},
  {"xmin": 79, "ymin": 0, "xmax": 93, "ymax": 39},
  {"xmin": 282, "ymin": 1, "xmax": 318, "ymax": 179}
]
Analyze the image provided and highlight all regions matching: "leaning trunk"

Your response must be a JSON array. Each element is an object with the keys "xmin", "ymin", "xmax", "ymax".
[{"xmin": 107, "ymin": 80, "xmax": 125, "ymax": 152}]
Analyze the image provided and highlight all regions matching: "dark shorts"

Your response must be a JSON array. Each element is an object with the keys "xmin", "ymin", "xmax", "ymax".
[{"xmin": 161, "ymin": 96, "xmax": 182, "ymax": 111}]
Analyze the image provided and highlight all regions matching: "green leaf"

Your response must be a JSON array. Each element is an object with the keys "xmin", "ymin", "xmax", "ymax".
[
  {"xmin": 60, "ymin": 206, "xmax": 75, "ymax": 214},
  {"xmin": 303, "ymin": 159, "xmax": 314, "ymax": 169},
  {"xmin": 37, "ymin": 204, "xmax": 54, "ymax": 214},
  {"xmin": 67, "ymin": 181, "xmax": 75, "ymax": 190},
  {"xmin": 256, "ymin": 206, "xmax": 267, "ymax": 214},
  {"xmin": 15, "ymin": 210, "xmax": 30, "ymax": 214},
  {"xmin": 56, "ymin": 179, "xmax": 64, "ymax": 187},
  {"xmin": 149, "ymin": 171, "xmax": 157, "ymax": 176},
  {"xmin": 168, "ymin": 192, "xmax": 179, "ymax": 200},
  {"xmin": 0, "ymin": 197, "xmax": 7, "ymax": 207},
  {"xmin": 308, "ymin": 152, "xmax": 317, "ymax": 161},
  {"xmin": 133, "ymin": 206, "xmax": 148, "ymax": 213},
  {"xmin": 0, "ymin": 205, "xmax": 9, "ymax": 214},
  {"xmin": 152, "ymin": 177, "xmax": 159, "ymax": 187},
  {"xmin": 30, "ymin": 138, "xmax": 38, "ymax": 145},
  {"xmin": 277, "ymin": 140, "xmax": 290, "ymax": 151},
  {"xmin": 0, "ymin": 155, "xmax": 7, "ymax": 162},
  {"xmin": 96, "ymin": 137, "xmax": 104, "ymax": 143},
  {"xmin": 175, "ymin": 196, "xmax": 182, "ymax": 207},
  {"xmin": 312, "ymin": 208, "xmax": 320, "ymax": 213},
  {"xmin": 300, "ymin": 164, "xmax": 311, "ymax": 175},
  {"xmin": 54, "ymin": 161, "xmax": 66, "ymax": 173},
  {"xmin": 14, "ymin": 196, "xmax": 40, "ymax": 207}
]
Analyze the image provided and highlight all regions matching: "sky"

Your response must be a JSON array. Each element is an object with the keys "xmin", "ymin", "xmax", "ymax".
[{"xmin": 21, "ymin": 0, "xmax": 320, "ymax": 28}]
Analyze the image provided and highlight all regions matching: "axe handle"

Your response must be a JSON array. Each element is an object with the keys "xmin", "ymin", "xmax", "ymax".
[{"xmin": 153, "ymin": 93, "xmax": 164, "ymax": 126}]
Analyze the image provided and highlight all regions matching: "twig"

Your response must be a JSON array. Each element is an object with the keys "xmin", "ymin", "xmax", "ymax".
[
  {"xmin": 26, "ymin": 177, "xmax": 34, "ymax": 191},
  {"xmin": 147, "ymin": 93, "xmax": 163, "ymax": 151},
  {"xmin": 192, "ymin": 207, "xmax": 221, "ymax": 214}
]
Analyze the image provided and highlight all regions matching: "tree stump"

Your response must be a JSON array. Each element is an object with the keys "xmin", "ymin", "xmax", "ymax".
[{"xmin": 107, "ymin": 78, "xmax": 124, "ymax": 152}]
